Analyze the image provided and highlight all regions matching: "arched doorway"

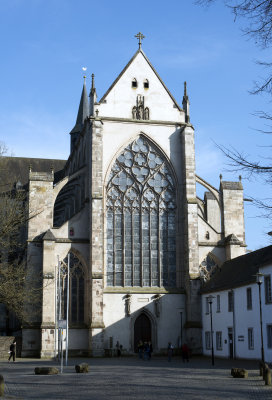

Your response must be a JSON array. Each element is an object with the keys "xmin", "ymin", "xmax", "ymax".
[{"xmin": 134, "ymin": 313, "xmax": 151, "ymax": 351}]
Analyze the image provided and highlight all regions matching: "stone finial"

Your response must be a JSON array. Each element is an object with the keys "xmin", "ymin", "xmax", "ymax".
[
  {"xmin": 220, "ymin": 174, "xmax": 222, "ymax": 181},
  {"xmin": 50, "ymin": 163, "xmax": 54, "ymax": 174},
  {"xmin": 91, "ymin": 73, "xmax": 96, "ymax": 95},
  {"xmin": 239, "ymin": 175, "xmax": 242, "ymax": 181},
  {"xmin": 182, "ymin": 81, "xmax": 190, "ymax": 123},
  {"xmin": 29, "ymin": 163, "xmax": 32, "ymax": 172}
]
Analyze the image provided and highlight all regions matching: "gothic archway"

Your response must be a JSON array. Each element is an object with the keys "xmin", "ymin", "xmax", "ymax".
[
  {"xmin": 134, "ymin": 313, "xmax": 151, "ymax": 351},
  {"xmin": 106, "ymin": 135, "xmax": 176, "ymax": 288}
]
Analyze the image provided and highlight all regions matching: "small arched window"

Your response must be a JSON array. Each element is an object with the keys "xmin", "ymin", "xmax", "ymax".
[
  {"xmin": 144, "ymin": 79, "xmax": 149, "ymax": 89},
  {"xmin": 132, "ymin": 78, "xmax": 138, "ymax": 88}
]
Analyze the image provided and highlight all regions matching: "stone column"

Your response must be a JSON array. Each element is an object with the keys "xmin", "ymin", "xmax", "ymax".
[
  {"xmin": 181, "ymin": 125, "xmax": 202, "ymax": 353},
  {"xmin": 89, "ymin": 118, "xmax": 105, "ymax": 356},
  {"xmin": 40, "ymin": 230, "xmax": 56, "ymax": 358},
  {"xmin": 22, "ymin": 170, "xmax": 55, "ymax": 357}
]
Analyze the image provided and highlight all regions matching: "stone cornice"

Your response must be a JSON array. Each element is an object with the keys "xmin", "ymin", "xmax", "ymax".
[
  {"xmin": 103, "ymin": 287, "xmax": 185, "ymax": 294},
  {"xmin": 90, "ymin": 116, "xmax": 193, "ymax": 128},
  {"xmin": 28, "ymin": 238, "xmax": 90, "ymax": 244}
]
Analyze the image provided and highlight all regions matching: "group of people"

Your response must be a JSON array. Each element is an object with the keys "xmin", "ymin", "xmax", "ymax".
[
  {"xmin": 137, "ymin": 340, "xmax": 190, "ymax": 362},
  {"xmin": 137, "ymin": 340, "xmax": 153, "ymax": 360},
  {"xmin": 168, "ymin": 342, "xmax": 190, "ymax": 362}
]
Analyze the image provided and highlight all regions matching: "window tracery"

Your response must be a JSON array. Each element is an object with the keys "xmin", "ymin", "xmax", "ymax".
[
  {"xmin": 59, "ymin": 253, "xmax": 85, "ymax": 325},
  {"xmin": 199, "ymin": 253, "xmax": 219, "ymax": 282},
  {"xmin": 106, "ymin": 136, "xmax": 176, "ymax": 287}
]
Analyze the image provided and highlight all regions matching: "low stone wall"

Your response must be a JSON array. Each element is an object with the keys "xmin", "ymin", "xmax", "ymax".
[{"xmin": 0, "ymin": 337, "xmax": 15, "ymax": 359}]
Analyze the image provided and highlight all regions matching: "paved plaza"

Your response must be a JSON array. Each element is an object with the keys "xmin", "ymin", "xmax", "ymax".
[{"xmin": 0, "ymin": 356, "xmax": 271, "ymax": 399}]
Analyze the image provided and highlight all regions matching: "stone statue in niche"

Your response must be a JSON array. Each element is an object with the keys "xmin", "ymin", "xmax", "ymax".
[
  {"xmin": 154, "ymin": 294, "xmax": 161, "ymax": 317},
  {"xmin": 144, "ymin": 107, "xmax": 149, "ymax": 120},
  {"xmin": 132, "ymin": 106, "xmax": 137, "ymax": 119},
  {"xmin": 125, "ymin": 294, "xmax": 132, "ymax": 316},
  {"xmin": 132, "ymin": 95, "xmax": 150, "ymax": 120}
]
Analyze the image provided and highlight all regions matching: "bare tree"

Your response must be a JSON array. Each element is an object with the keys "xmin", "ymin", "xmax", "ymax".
[
  {"xmin": 197, "ymin": 1, "xmax": 272, "ymax": 47},
  {"xmin": 197, "ymin": 0, "xmax": 272, "ymax": 221},
  {"xmin": 0, "ymin": 145, "xmax": 45, "ymax": 327}
]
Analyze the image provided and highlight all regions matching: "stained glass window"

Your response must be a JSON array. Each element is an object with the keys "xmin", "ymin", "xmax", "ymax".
[{"xmin": 106, "ymin": 136, "xmax": 176, "ymax": 287}]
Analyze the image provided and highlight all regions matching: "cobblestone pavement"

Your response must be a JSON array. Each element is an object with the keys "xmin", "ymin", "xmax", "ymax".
[{"xmin": 0, "ymin": 356, "xmax": 271, "ymax": 400}]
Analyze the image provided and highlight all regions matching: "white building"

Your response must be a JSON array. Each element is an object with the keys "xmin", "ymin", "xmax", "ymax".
[
  {"xmin": 1, "ymin": 36, "xmax": 248, "ymax": 357},
  {"xmin": 202, "ymin": 245, "xmax": 272, "ymax": 361}
]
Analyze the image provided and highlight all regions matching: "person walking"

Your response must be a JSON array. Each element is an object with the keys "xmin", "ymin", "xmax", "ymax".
[
  {"xmin": 181, "ymin": 343, "xmax": 189, "ymax": 362},
  {"xmin": 167, "ymin": 342, "xmax": 174, "ymax": 362},
  {"xmin": 137, "ymin": 340, "xmax": 143, "ymax": 359},
  {"xmin": 8, "ymin": 340, "xmax": 16, "ymax": 363}
]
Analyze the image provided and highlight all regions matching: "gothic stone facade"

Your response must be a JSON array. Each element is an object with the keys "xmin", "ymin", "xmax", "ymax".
[{"xmin": 22, "ymin": 47, "xmax": 246, "ymax": 357}]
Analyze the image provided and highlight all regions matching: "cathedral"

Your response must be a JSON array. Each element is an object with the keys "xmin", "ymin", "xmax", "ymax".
[{"xmin": 9, "ymin": 34, "xmax": 247, "ymax": 357}]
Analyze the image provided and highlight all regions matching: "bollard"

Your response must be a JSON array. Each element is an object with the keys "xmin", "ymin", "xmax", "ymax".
[
  {"xmin": 0, "ymin": 375, "xmax": 4, "ymax": 397},
  {"xmin": 265, "ymin": 365, "xmax": 271, "ymax": 386}
]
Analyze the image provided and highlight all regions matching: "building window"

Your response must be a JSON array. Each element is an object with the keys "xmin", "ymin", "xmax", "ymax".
[
  {"xmin": 248, "ymin": 328, "xmax": 254, "ymax": 350},
  {"xmin": 106, "ymin": 135, "xmax": 176, "ymax": 287},
  {"xmin": 264, "ymin": 275, "xmax": 272, "ymax": 304},
  {"xmin": 205, "ymin": 331, "xmax": 211, "ymax": 350},
  {"xmin": 60, "ymin": 253, "xmax": 85, "ymax": 326},
  {"xmin": 205, "ymin": 297, "xmax": 209, "ymax": 314},
  {"xmin": 216, "ymin": 331, "xmax": 222, "ymax": 350},
  {"xmin": 267, "ymin": 325, "xmax": 272, "ymax": 348},
  {"xmin": 144, "ymin": 79, "xmax": 149, "ymax": 89},
  {"xmin": 228, "ymin": 291, "xmax": 233, "ymax": 312},
  {"xmin": 216, "ymin": 295, "xmax": 220, "ymax": 312},
  {"xmin": 132, "ymin": 78, "xmax": 138, "ymax": 88},
  {"xmin": 247, "ymin": 288, "xmax": 252, "ymax": 310}
]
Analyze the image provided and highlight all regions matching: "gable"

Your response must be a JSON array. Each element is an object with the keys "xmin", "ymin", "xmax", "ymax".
[{"xmin": 98, "ymin": 50, "xmax": 185, "ymax": 122}]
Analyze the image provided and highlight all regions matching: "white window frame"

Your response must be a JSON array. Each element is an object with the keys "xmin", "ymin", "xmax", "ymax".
[
  {"xmin": 205, "ymin": 331, "xmax": 211, "ymax": 350},
  {"xmin": 267, "ymin": 324, "xmax": 272, "ymax": 349},
  {"xmin": 246, "ymin": 287, "xmax": 252, "ymax": 310},
  {"xmin": 264, "ymin": 275, "xmax": 272, "ymax": 304},
  {"xmin": 216, "ymin": 331, "xmax": 222, "ymax": 350},
  {"xmin": 248, "ymin": 328, "xmax": 254, "ymax": 350},
  {"xmin": 216, "ymin": 295, "xmax": 220, "ymax": 312}
]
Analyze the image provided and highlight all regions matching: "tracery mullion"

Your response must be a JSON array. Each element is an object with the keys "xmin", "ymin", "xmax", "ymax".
[
  {"xmin": 140, "ymin": 200, "xmax": 143, "ymax": 287},
  {"xmin": 158, "ymin": 204, "xmax": 161, "ymax": 287},
  {"xmin": 166, "ymin": 210, "xmax": 169, "ymax": 287},
  {"xmin": 113, "ymin": 206, "xmax": 116, "ymax": 286},
  {"xmin": 149, "ymin": 206, "xmax": 151, "ymax": 287},
  {"xmin": 76, "ymin": 276, "xmax": 79, "ymax": 324},
  {"xmin": 122, "ymin": 202, "xmax": 125, "ymax": 287},
  {"xmin": 131, "ymin": 207, "xmax": 134, "ymax": 286}
]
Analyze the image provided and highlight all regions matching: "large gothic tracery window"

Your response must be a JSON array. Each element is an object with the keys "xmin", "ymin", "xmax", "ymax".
[{"xmin": 106, "ymin": 136, "xmax": 176, "ymax": 288}]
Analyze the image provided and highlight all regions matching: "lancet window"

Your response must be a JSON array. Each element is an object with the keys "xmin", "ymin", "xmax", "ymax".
[
  {"xmin": 106, "ymin": 136, "xmax": 176, "ymax": 288},
  {"xmin": 59, "ymin": 253, "xmax": 85, "ymax": 325}
]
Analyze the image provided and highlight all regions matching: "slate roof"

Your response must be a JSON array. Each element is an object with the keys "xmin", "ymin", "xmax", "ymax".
[
  {"xmin": 201, "ymin": 245, "xmax": 272, "ymax": 294},
  {"xmin": 0, "ymin": 156, "xmax": 66, "ymax": 191},
  {"xmin": 69, "ymin": 80, "xmax": 89, "ymax": 135}
]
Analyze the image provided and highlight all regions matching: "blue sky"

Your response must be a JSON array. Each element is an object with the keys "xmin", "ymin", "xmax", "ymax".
[{"xmin": 0, "ymin": 0, "xmax": 271, "ymax": 250}]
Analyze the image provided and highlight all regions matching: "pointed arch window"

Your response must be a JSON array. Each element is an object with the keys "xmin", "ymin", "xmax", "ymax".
[
  {"xmin": 106, "ymin": 136, "xmax": 176, "ymax": 288},
  {"xmin": 132, "ymin": 78, "xmax": 138, "ymax": 88},
  {"xmin": 59, "ymin": 253, "xmax": 85, "ymax": 326},
  {"xmin": 144, "ymin": 79, "xmax": 149, "ymax": 89}
]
